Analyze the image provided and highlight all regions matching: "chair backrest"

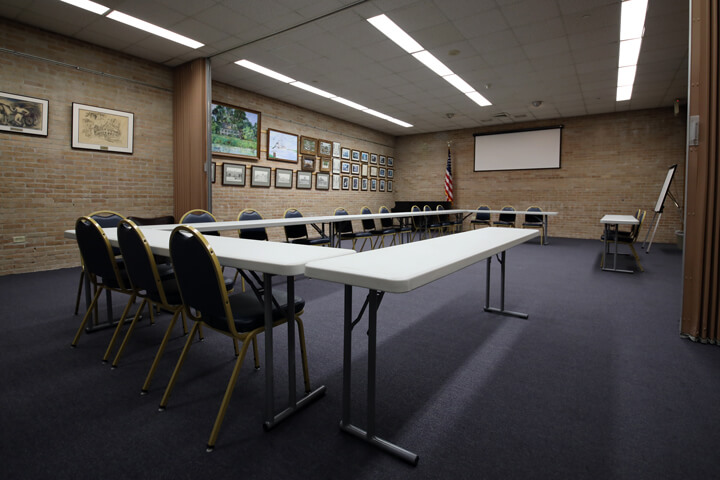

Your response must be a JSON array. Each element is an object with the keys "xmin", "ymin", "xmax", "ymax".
[
  {"xmin": 117, "ymin": 219, "xmax": 169, "ymax": 305},
  {"xmin": 524, "ymin": 206, "xmax": 543, "ymax": 224},
  {"xmin": 237, "ymin": 209, "xmax": 268, "ymax": 241},
  {"xmin": 630, "ymin": 210, "xmax": 647, "ymax": 239},
  {"xmin": 89, "ymin": 210, "xmax": 125, "ymax": 228},
  {"xmin": 359, "ymin": 206, "xmax": 377, "ymax": 231},
  {"xmin": 75, "ymin": 216, "xmax": 126, "ymax": 289},
  {"xmin": 169, "ymin": 225, "xmax": 238, "ymax": 335},
  {"xmin": 499, "ymin": 206, "xmax": 516, "ymax": 223},
  {"xmin": 180, "ymin": 209, "xmax": 216, "ymax": 224},
  {"xmin": 378, "ymin": 205, "xmax": 394, "ymax": 229},
  {"xmin": 411, "ymin": 205, "xmax": 425, "ymax": 228},
  {"xmin": 475, "ymin": 206, "xmax": 491, "ymax": 221},
  {"xmin": 423, "ymin": 205, "xmax": 438, "ymax": 224},
  {"xmin": 283, "ymin": 208, "xmax": 309, "ymax": 241},
  {"xmin": 127, "ymin": 215, "xmax": 175, "ymax": 225},
  {"xmin": 436, "ymin": 205, "xmax": 449, "ymax": 221},
  {"xmin": 334, "ymin": 207, "xmax": 354, "ymax": 234}
]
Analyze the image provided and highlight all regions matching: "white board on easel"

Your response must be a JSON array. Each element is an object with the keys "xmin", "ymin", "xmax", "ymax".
[{"xmin": 644, "ymin": 164, "xmax": 678, "ymax": 252}]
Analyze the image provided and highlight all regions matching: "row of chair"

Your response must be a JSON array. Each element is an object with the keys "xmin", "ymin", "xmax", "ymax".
[{"xmin": 470, "ymin": 205, "xmax": 546, "ymax": 244}]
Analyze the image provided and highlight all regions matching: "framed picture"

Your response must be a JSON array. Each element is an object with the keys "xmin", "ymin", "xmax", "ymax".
[
  {"xmin": 332, "ymin": 157, "xmax": 341, "ymax": 174},
  {"xmin": 210, "ymin": 102, "xmax": 260, "ymax": 160},
  {"xmin": 297, "ymin": 171, "xmax": 312, "ymax": 189},
  {"xmin": 379, "ymin": 179, "xmax": 386, "ymax": 192},
  {"xmin": 388, "ymin": 180, "xmax": 393, "ymax": 192},
  {"xmin": 379, "ymin": 167, "xmax": 386, "ymax": 178},
  {"xmin": 388, "ymin": 157, "xmax": 394, "ymax": 167},
  {"xmin": 341, "ymin": 161, "xmax": 351, "ymax": 174},
  {"xmin": 361, "ymin": 178, "xmax": 368, "ymax": 191},
  {"xmin": 341, "ymin": 147, "xmax": 350, "ymax": 159},
  {"xmin": 275, "ymin": 168, "xmax": 293, "ymax": 188},
  {"xmin": 361, "ymin": 164, "xmax": 368, "ymax": 177},
  {"xmin": 370, "ymin": 166, "xmax": 378, "ymax": 177},
  {"xmin": 319, "ymin": 157, "xmax": 331, "ymax": 172},
  {"xmin": 388, "ymin": 169, "xmax": 394, "ymax": 178},
  {"xmin": 370, "ymin": 178, "xmax": 377, "ymax": 191},
  {"xmin": 72, "ymin": 103, "xmax": 133, "ymax": 153},
  {"xmin": 342, "ymin": 176, "xmax": 350, "ymax": 190},
  {"xmin": 300, "ymin": 136, "xmax": 317, "ymax": 155},
  {"xmin": 0, "ymin": 91, "xmax": 48, "ymax": 136},
  {"xmin": 361, "ymin": 152, "xmax": 369, "ymax": 163},
  {"xmin": 352, "ymin": 177, "xmax": 359, "ymax": 190},
  {"xmin": 267, "ymin": 128, "xmax": 298, "ymax": 163},
  {"xmin": 251, "ymin": 165, "xmax": 271, "ymax": 187},
  {"xmin": 379, "ymin": 155, "xmax": 386, "ymax": 166},
  {"xmin": 351, "ymin": 150, "xmax": 360, "ymax": 161},
  {"xmin": 370, "ymin": 153, "xmax": 377, "ymax": 164},
  {"xmin": 316, "ymin": 172, "xmax": 330, "ymax": 190},
  {"xmin": 333, "ymin": 142, "xmax": 341, "ymax": 157},
  {"xmin": 301, "ymin": 155, "xmax": 315, "ymax": 171},
  {"xmin": 318, "ymin": 139, "xmax": 332, "ymax": 156},
  {"xmin": 211, "ymin": 162, "xmax": 216, "ymax": 183},
  {"xmin": 332, "ymin": 174, "xmax": 340, "ymax": 190},
  {"xmin": 351, "ymin": 163, "xmax": 360, "ymax": 175},
  {"xmin": 222, "ymin": 163, "xmax": 245, "ymax": 186}
]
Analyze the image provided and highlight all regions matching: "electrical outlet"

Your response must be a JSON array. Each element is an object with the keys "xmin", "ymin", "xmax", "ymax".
[{"xmin": 13, "ymin": 236, "xmax": 26, "ymax": 243}]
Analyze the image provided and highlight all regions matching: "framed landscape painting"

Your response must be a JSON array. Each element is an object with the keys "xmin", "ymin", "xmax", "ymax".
[
  {"xmin": 0, "ymin": 91, "xmax": 48, "ymax": 136},
  {"xmin": 210, "ymin": 102, "xmax": 260, "ymax": 160},
  {"xmin": 72, "ymin": 103, "xmax": 133, "ymax": 153},
  {"xmin": 267, "ymin": 128, "xmax": 298, "ymax": 163}
]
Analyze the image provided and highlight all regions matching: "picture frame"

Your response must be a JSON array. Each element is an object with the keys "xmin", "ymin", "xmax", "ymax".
[
  {"xmin": 388, "ymin": 157, "xmax": 394, "ymax": 167},
  {"xmin": 72, "ymin": 103, "xmax": 133, "ymax": 153},
  {"xmin": 332, "ymin": 157, "xmax": 341, "ymax": 174},
  {"xmin": 341, "ymin": 161, "xmax": 351, "ymax": 174},
  {"xmin": 351, "ymin": 150, "xmax": 360, "ymax": 161},
  {"xmin": 211, "ymin": 162, "xmax": 216, "ymax": 183},
  {"xmin": 361, "ymin": 178, "xmax": 368, "ymax": 191},
  {"xmin": 388, "ymin": 169, "xmax": 394, "ymax": 178},
  {"xmin": 297, "ymin": 171, "xmax": 312, "ymax": 189},
  {"xmin": 370, "ymin": 166, "xmax": 378, "ymax": 177},
  {"xmin": 351, "ymin": 163, "xmax": 360, "ymax": 175},
  {"xmin": 352, "ymin": 177, "xmax": 359, "ymax": 190},
  {"xmin": 250, "ymin": 165, "xmax": 271, "ymax": 187},
  {"xmin": 332, "ymin": 142, "xmax": 341, "ymax": 157},
  {"xmin": 275, "ymin": 168, "xmax": 293, "ymax": 188},
  {"xmin": 342, "ymin": 176, "xmax": 350, "ymax": 190},
  {"xmin": 222, "ymin": 163, "xmax": 246, "ymax": 186},
  {"xmin": 210, "ymin": 102, "xmax": 260, "ymax": 160},
  {"xmin": 380, "ymin": 179, "xmax": 386, "ymax": 192},
  {"xmin": 301, "ymin": 155, "xmax": 315, "ymax": 171},
  {"xmin": 0, "ymin": 91, "xmax": 48, "ymax": 136},
  {"xmin": 341, "ymin": 147, "xmax": 350, "ymax": 159},
  {"xmin": 388, "ymin": 180, "xmax": 393, "ymax": 192},
  {"xmin": 379, "ymin": 167, "xmax": 386, "ymax": 178},
  {"xmin": 361, "ymin": 152, "xmax": 369, "ymax": 163},
  {"xmin": 316, "ymin": 172, "xmax": 330, "ymax": 190},
  {"xmin": 370, "ymin": 153, "xmax": 377, "ymax": 164},
  {"xmin": 267, "ymin": 128, "xmax": 299, "ymax": 163},
  {"xmin": 379, "ymin": 155, "xmax": 386, "ymax": 166},
  {"xmin": 361, "ymin": 164, "xmax": 368, "ymax": 177},
  {"xmin": 370, "ymin": 178, "xmax": 377, "ymax": 191},
  {"xmin": 319, "ymin": 157, "xmax": 331, "ymax": 172},
  {"xmin": 318, "ymin": 139, "xmax": 333, "ymax": 156},
  {"xmin": 300, "ymin": 136, "xmax": 317, "ymax": 155},
  {"xmin": 332, "ymin": 174, "xmax": 340, "ymax": 190}
]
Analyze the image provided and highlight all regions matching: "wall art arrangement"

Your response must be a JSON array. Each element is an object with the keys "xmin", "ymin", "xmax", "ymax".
[
  {"xmin": 72, "ymin": 103, "xmax": 134, "ymax": 153},
  {"xmin": 211, "ymin": 102, "xmax": 260, "ymax": 160},
  {"xmin": 0, "ymin": 91, "xmax": 48, "ymax": 136}
]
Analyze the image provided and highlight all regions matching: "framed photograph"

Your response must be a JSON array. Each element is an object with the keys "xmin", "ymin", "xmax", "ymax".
[
  {"xmin": 275, "ymin": 168, "xmax": 293, "ymax": 188},
  {"xmin": 297, "ymin": 171, "xmax": 312, "ymax": 189},
  {"xmin": 251, "ymin": 165, "xmax": 271, "ymax": 187},
  {"xmin": 0, "ymin": 91, "xmax": 48, "ymax": 136},
  {"xmin": 370, "ymin": 153, "xmax": 377, "ymax": 164},
  {"xmin": 332, "ymin": 174, "xmax": 340, "ymax": 190},
  {"xmin": 342, "ymin": 176, "xmax": 350, "ymax": 190},
  {"xmin": 316, "ymin": 172, "xmax": 330, "ymax": 190},
  {"xmin": 72, "ymin": 103, "xmax": 133, "ymax": 153},
  {"xmin": 352, "ymin": 177, "xmax": 359, "ymax": 190},
  {"xmin": 301, "ymin": 155, "xmax": 315, "ymax": 171},
  {"xmin": 341, "ymin": 161, "xmax": 351, "ymax": 174},
  {"xmin": 267, "ymin": 128, "xmax": 298, "ymax": 163},
  {"xmin": 379, "ymin": 155, "xmax": 386, "ymax": 166},
  {"xmin": 361, "ymin": 164, "xmax": 368, "ymax": 177},
  {"xmin": 388, "ymin": 157, "xmax": 394, "ymax": 167},
  {"xmin": 370, "ymin": 178, "xmax": 377, "ymax": 191},
  {"xmin": 388, "ymin": 169, "xmax": 394, "ymax": 178},
  {"xmin": 332, "ymin": 157, "xmax": 341, "ymax": 174},
  {"xmin": 300, "ymin": 136, "xmax": 317, "ymax": 155},
  {"xmin": 370, "ymin": 166, "xmax": 378, "ymax": 177},
  {"xmin": 333, "ymin": 142, "xmax": 341, "ymax": 157},
  {"xmin": 380, "ymin": 179, "xmax": 386, "ymax": 192},
  {"xmin": 388, "ymin": 180, "xmax": 393, "ymax": 192},
  {"xmin": 379, "ymin": 167, "xmax": 386, "ymax": 178},
  {"xmin": 319, "ymin": 157, "xmax": 331, "ymax": 172},
  {"xmin": 210, "ymin": 102, "xmax": 259, "ymax": 160},
  {"xmin": 341, "ymin": 147, "xmax": 350, "ymax": 159},
  {"xmin": 361, "ymin": 152, "xmax": 369, "ymax": 163},
  {"xmin": 222, "ymin": 163, "xmax": 245, "ymax": 186},
  {"xmin": 318, "ymin": 139, "xmax": 333, "ymax": 156},
  {"xmin": 351, "ymin": 150, "xmax": 360, "ymax": 161},
  {"xmin": 211, "ymin": 162, "xmax": 216, "ymax": 183},
  {"xmin": 351, "ymin": 163, "xmax": 360, "ymax": 175},
  {"xmin": 361, "ymin": 178, "xmax": 368, "ymax": 191}
]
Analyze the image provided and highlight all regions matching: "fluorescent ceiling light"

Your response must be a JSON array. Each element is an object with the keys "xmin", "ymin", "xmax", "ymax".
[
  {"xmin": 106, "ymin": 10, "xmax": 204, "ymax": 49},
  {"xmin": 618, "ymin": 38, "xmax": 642, "ymax": 67},
  {"xmin": 466, "ymin": 91, "xmax": 492, "ymax": 107},
  {"xmin": 412, "ymin": 51, "xmax": 454, "ymax": 77},
  {"xmin": 331, "ymin": 97, "xmax": 367, "ymax": 110},
  {"xmin": 443, "ymin": 74, "xmax": 475, "ymax": 94},
  {"xmin": 59, "ymin": 0, "xmax": 109, "ymax": 15},
  {"xmin": 616, "ymin": 85, "xmax": 633, "ymax": 102},
  {"xmin": 617, "ymin": 65, "xmax": 637, "ymax": 87},
  {"xmin": 367, "ymin": 14, "xmax": 423, "ymax": 54},
  {"xmin": 620, "ymin": 0, "xmax": 648, "ymax": 40},
  {"xmin": 616, "ymin": 0, "xmax": 647, "ymax": 102},
  {"xmin": 291, "ymin": 82, "xmax": 335, "ymax": 98},
  {"xmin": 235, "ymin": 60, "xmax": 295, "ymax": 83},
  {"xmin": 364, "ymin": 109, "xmax": 413, "ymax": 128}
]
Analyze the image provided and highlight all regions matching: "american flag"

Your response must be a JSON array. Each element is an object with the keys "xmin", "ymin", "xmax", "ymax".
[{"xmin": 444, "ymin": 147, "xmax": 453, "ymax": 204}]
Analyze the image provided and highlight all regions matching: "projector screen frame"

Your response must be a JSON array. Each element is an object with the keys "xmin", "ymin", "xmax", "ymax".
[{"xmin": 473, "ymin": 125, "xmax": 563, "ymax": 172}]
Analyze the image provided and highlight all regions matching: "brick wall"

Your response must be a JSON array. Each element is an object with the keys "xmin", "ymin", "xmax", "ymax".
[{"xmin": 394, "ymin": 109, "xmax": 687, "ymax": 243}]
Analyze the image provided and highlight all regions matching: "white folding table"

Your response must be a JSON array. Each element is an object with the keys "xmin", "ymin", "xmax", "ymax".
[
  {"xmin": 304, "ymin": 227, "xmax": 539, "ymax": 464},
  {"xmin": 600, "ymin": 214, "xmax": 639, "ymax": 273}
]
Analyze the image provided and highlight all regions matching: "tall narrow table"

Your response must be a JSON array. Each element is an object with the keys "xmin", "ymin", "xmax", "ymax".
[
  {"xmin": 304, "ymin": 227, "xmax": 539, "ymax": 464},
  {"xmin": 600, "ymin": 214, "xmax": 639, "ymax": 273}
]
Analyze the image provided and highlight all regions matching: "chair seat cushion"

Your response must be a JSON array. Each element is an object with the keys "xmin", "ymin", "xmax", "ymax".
[
  {"xmin": 292, "ymin": 237, "xmax": 330, "ymax": 245},
  {"xmin": 370, "ymin": 228, "xmax": 395, "ymax": 235},
  {"xmin": 203, "ymin": 290, "xmax": 305, "ymax": 334}
]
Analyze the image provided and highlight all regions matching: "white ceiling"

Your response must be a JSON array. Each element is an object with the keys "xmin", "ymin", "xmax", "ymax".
[{"xmin": 0, "ymin": 0, "xmax": 689, "ymax": 135}]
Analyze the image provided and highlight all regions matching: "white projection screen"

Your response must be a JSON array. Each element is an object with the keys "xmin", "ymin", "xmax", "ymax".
[{"xmin": 474, "ymin": 126, "xmax": 562, "ymax": 172}]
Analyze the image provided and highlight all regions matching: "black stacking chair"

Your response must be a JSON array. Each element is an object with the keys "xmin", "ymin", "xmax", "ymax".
[
  {"xmin": 360, "ymin": 206, "xmax": 395, "ymax": 249},
  {"xmin": 334, "ymin": 207, "xmax": 372, "ymax": 249},
  {"xmin": 423, "ymin": 205, "xmax": 445, "ymax": 237},
  {"xmin": 236, "ymin": 208, "xmax": 269, "ymax": 241},
  {"xmin": 494, "ymin": 206, "xmax": 517, "ymax": 227},
  {"xmin": 283, "ymin": 208, "xmax": 329, "ymax": 246},
  {"xmin": 159, "ymin": 225, "xmax": 312, "ymax": 451},
  {"xmin": 410, "ymin": 205, "xmax": 429, "ymax": 241},
  {"xmin": 521, "ymin": 206, "xmax": 545, "ymax": 244},
  {"xmin": 435, "ymin": 205, "xmax": 454, "ymax": 234},
  {"xmin": 380, "ymin": 205, "xmax": 411, "ymax": 244},
  {"xmin": 601, "ymin": 209, "xmax": 647, "ymax": 272},
  {"xmin": 71, "ymin": 216, "xmax": 135, "ymax": 348},
  {"xmin": 180, "ymin": 209, "xmax": 220, "ymax": 236},
  {"xmin": 470, "ymin": 205, "xmax": 493, "ymax": 229}
]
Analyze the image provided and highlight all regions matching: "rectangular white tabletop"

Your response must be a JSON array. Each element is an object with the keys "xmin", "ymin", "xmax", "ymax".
[
  {"xmin": 304, "ymin": 227, "xmax": 538, "ymax": 293},
  {"xmin": 600, "ymin": 215, "xmax": 639, "ymax": 225}
]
